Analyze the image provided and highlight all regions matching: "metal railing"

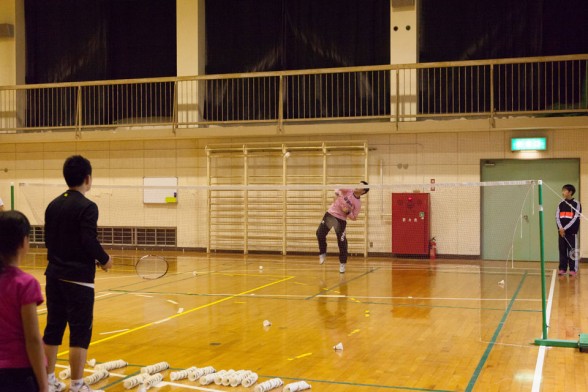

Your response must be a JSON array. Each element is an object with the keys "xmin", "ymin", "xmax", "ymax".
[{"xmin": 1, "ymin": 54, "xmax": 586, "ymax": 134}]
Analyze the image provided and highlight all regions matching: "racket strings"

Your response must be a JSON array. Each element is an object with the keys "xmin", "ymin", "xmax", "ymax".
[{"xmin": 136, "ymin": 255, "xmax": 168, "ymax": 279}]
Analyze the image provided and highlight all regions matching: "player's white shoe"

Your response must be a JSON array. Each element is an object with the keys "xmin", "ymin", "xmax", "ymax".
[
  {"xmin": 69, "ymin": 383, "xmax": 104, "ymax": 392},
  {"xmin": 339, "ymin": 263, "xmax": 346, "ymax": 273},
  {"xmin": 319, "ymin": 254, "xmax": 326, "ymax": 265},
  {"xmin": 49, "ymin": 379, "xmax": 66, "ymax": 392}
]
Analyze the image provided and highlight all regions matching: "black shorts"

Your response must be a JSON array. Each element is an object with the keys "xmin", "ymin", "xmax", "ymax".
[
  {"xmin": 43, "ymin": 277, "xmax": 95, "ymax": 349},
  {"xmin": 0, "ymin": 367, "xmax": 39, "ymax": 391}
]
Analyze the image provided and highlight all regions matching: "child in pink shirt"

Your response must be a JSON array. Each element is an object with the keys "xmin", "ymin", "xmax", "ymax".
[
  {"xmin": 316, "ymin": 181, "xmax": 369, "ymax": 273},
  {"xmin": 0, "ymin": 211, "xmax": 48, "ymax": 392}
]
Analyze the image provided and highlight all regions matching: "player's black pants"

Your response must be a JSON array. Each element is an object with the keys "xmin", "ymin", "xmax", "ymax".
[
  {"xmin": 558, "ymin": 232, "xmax": 578, "ymax": 272},
  {"xmin": 316, "ymin": 212, "xmax": 348, "ymax": 263}
]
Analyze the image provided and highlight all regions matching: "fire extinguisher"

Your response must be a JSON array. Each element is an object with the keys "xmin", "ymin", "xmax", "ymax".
[{"xmin": 429, "ymin": 237, "xmax": 437, "ymax": 260}]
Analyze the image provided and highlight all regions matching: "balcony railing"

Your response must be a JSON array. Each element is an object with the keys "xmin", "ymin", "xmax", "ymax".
[{"xmin": 1, "ymin": 54, "xmax": 586, "ymax": 134}]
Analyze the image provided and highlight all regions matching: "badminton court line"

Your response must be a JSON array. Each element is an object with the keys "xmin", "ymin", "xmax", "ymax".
[
  {"xmin": 531, "ymin": 269, "xmax": 557, "ymax": 392},
  {"xmin": 464, "ymin": 270, "xmax": 528, "ymax": 392},
  {"xmin": 56, "ymin": 275, "xmax": 295, "ymax": 358}
]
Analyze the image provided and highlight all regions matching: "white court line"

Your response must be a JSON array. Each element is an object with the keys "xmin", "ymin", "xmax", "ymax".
[
  {"xmin": 161, "ymin": 381, "xmax": 223, "ymax": 391},
  {"xmin": 532, "ymin": 269, "xmax": 557, "ymax": 392},
  {"xmin": 99, "ymin": 329, "xmax": 130, "ymax": 335}
]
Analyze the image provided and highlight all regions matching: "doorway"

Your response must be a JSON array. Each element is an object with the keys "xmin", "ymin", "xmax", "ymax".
[{"xmin": 481, "ymin": 159, "xmax": 580, "ymax": 261}]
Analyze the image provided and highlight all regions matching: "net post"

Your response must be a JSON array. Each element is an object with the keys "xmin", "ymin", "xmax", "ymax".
[
  {"xmin": 10, "ymin": 181, "xmax": 14, "ymax": 210},
  {"xmin": 538, "ymin": 180, "xmax": 548, "ymax": 340}
]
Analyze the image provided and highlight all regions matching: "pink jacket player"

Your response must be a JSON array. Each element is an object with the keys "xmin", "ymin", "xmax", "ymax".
[{"xmin": 316, "ymin": 181, "xmax": 369, "ymax": 273}]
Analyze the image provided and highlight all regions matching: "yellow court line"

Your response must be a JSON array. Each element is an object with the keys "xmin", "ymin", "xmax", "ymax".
[{"xmin": 58, "ymin": 275, "xmax": 295, "ymax": 357}]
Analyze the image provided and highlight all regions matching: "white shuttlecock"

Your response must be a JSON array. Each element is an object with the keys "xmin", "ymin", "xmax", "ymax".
[
  {"xmin": 259, "ymin": 265, "xmax": 264, "ymax": 270},
  {"xmin": 263, "ymin": 320, "xmax": 272, "ymax": 327},
  {"xmin": 333, "ymin": 342, "xmax": 343, "ymax": 350},
  {"xmin": 143, "ymin": 373, "xmax": 164, "ymax": 389},
  {"xmin": 141, "ymin": 362, "xmax": 169, "ymax": 375},
  {"xmin": 95, "ymin": 359, "xmax": 127, "ymax": 371},
  {"xmin": 188, "ymin": 365, "xmax": 216, "ymax": 381},
  {"xmin": 84, "ymin": 369, "xmax": 109, "ymax": 385},
  {"xmin": 222, "ymin": 369, "xmax": 237, "ymax": 386},
  {"xmin": 87, "ymin": 358, "xmax": 97, "ymax": 367},
  {"xmin": 254, "ymin": 378, "xmax": 283, "ymax": 392},
  {"xmin": 192, "ymin": 271, "xmax": 197, "ymax": 276},
  {"xmin": 213, "ymin": 370, "xmax": 229, "ymax": 385},
  {"xmin": 59, "ymin": 368, "xmax": 71, "ymax": 380},
  {"xmin": 283, "ymin": 380, "xmax": 311, "ymax": 392},
  {"xmin": 199, "ymin": 373, "xmax": 216, "ymax": 385},
  {"xmin": 123, "ymin": 373, "xmax": 149, "ymax": 389},
  {"xmin": 170, "ymin": 367, "xmax": 197, "ymax": 381},
  {"xmin": 284, "ymin": 151, "xmax": 291, "ymax": 158},
  {"xmin": 242, "ymin": 372, "xmax": 259, "ymax": 388},
  {"xmin": 229, "ymin": 370, "xmax": 252, "ymax": 387},
  {"xmin": 498, "ymin": 279, "xmax": 505, "ymax": 286}
]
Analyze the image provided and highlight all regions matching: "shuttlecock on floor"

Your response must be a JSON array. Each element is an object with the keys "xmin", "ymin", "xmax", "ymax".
[
  {"xmin": 333, "ymin": 342, "xmax": 343, "ymax": 350},
  {"xmin": 263, "ymin": 320, "xmax": 272, "ymax": 327},
  {"xmin": 498, "ymin": 280, "xmax": 505, "ymax": 287},
  {"xmin": 87, "ymin": 358, "xmax": 96, "ymax": 367}
]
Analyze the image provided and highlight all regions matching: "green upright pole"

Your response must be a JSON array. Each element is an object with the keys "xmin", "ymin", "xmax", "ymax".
[
  {"xmin": 535, "ymin": 179, "xmax": 581, "ymax": 348},
  {"xmin": 10, "ymin": 182, "xmax": 14, "ymax": 210},
  {"xmin": 538, "ymin": 180, "xmax": 548, "ymax": 340}
]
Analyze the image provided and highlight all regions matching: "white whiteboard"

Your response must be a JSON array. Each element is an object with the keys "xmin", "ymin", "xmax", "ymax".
[{"xmin": 143, "ymin": 177, "xmax": 178, "ymax": 204}]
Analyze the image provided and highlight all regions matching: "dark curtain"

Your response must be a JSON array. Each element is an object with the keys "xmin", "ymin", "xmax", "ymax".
[
  {"xmin": 420, "ymin": 0, "xmax": 588, "ymax": 62},
  {"xmin": 205, "ymin": 0, "xmax": 390, "ymax": 121},
  {"xmin": 205, "ymin": 0, "xmax": 390, "ymax": 74},
  {"xmin": 24, "ymin": 0, "xmax": 176, "ymax": 127}
]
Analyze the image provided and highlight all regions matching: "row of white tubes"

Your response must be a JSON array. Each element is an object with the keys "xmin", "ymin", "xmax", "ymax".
[{"xmin": 59, "ymin": 359, "xmax": 311, "ymax": 391}]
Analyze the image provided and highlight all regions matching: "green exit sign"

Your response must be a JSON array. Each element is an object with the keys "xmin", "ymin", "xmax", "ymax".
[{"xmin": 511, "ymin": 137, "xmax": 547, "ymax": 151}]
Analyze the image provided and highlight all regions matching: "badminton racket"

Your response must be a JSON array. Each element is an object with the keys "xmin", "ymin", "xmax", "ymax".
[
  {"xmin": 135, "ymin": 255, "xmax": 168, "ymax": 280},
  {"xmin": 562, "ymin": 235, "xmax": 581, "ymax": 261}
]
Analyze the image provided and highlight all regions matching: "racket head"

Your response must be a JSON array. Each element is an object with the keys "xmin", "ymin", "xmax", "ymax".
[{"xmin": 135, "ymin": 255, "xmax": 168, "ymax": 279}]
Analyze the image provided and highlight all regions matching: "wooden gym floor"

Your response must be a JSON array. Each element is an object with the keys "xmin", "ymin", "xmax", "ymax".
[{"xmin": 21, "ymin": 251, "xmax": 588, "ymax": 391}]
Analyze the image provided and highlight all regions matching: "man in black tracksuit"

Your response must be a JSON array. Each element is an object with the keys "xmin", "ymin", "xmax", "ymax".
[
  {"xmin": 43, "ymin": 155, "xmax": 112, "ymax": 392},
  {"xmin": 556, "ymin": 184, "xmax": 581, "ymax": 276}
]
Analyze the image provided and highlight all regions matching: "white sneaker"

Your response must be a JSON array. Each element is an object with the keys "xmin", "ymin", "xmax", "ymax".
[
  {"xmin": 50, "ymin": 379, "xmax": 66, "ymax": 392},
  {"xmin": 319, "ymin": 254, "xmax": 326, "ymax": 265},
  {"xmin": 69, "ymin": 383, "xmax": 104, "ymax": 392},
  {"xmin": 339, "ymin": 263, "xmax": 346, "ymax": 273}
]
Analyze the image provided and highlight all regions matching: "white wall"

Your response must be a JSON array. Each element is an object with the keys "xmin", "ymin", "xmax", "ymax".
[{"xmin": 1, "ymin": 127, "xmax": 587, "ymax": 258}]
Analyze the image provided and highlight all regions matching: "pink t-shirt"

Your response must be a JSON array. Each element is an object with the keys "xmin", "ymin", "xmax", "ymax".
[
  {"xmin": 327, "ymin": 189, "xmax": 362, "ymax": 220},
  {"xmin": 0, "ymin": 266, "xmax": 44, "ymax": 369}
]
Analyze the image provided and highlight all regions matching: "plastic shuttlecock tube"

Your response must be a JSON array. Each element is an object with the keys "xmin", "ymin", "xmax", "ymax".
[
  {"xmin": 283, "ymin": 381, "xmax": 312, "ymax": 392},
  {"xmin": 58, "ymin": 368, "xmax": 71, "ymax": 380},
  {"xmin": 170, "ymin": 366, "xmax": 197, "ymax": 381},
  {"xmin": 95, "ymin": 359, "xmax": 127, "ymax": 371},
  {"xmin": 143, "ymin": 373, "xmax": 163, "ymax": 390},
  {"xmin": 229, "ymin": 370, "xmax": 252, "ymax": 387},
  {"xmin": 140, "ymin": 361, "xmax": 169, "ymax": 374},
  {"xmin": 188, "ymin": 366, "xmax": 216, "ymax": 381},
  {"xmin": 84, "ymin": 369, "xmax": 109, "ymax": 385},
  {"xmin": 199, "ymin": 373, "xmax": 217, "ymax": 385},
  {"xmin": 123, "ymin": 373, "xmax": 149, "ymax": 389},
  {"xmin": 254, "ymin": 378, "xmax": 284, "ymax": 392},
  {"xmin": 333, "ymin": 342, "xmax": 343, "ymax": 350},
  {"xmin": 242, "ymin": 372, "xmax": 259, "ymax": 387}
]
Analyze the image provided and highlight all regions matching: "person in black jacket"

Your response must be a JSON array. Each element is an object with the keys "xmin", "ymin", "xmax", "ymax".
[
  {"xmin": 556, "ymin": 184, "xmax": 581, "ymax": 276},
  {"xmin": 42, "ymin": 156, "xmax": 112, "ymax": 392}
]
